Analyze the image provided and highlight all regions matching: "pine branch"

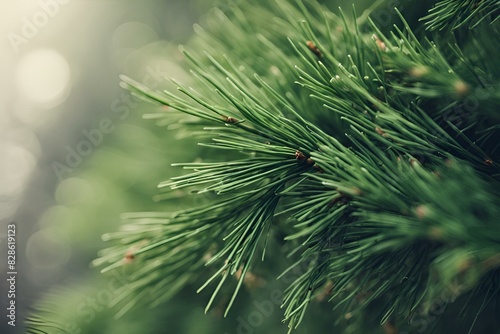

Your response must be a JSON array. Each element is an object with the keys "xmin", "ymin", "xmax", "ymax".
[
  {"xmin": 93, "ymin": 1, "xmax": 500, "ymax": 332},
  {"xmin": 28, "ymin": 0, "xmax": 500, "ymax": 333}
]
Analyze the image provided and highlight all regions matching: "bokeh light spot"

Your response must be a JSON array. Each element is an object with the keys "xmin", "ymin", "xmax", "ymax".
[{"xmin": 15, "ymin": 48, "xmax": 71, "ymax": 108}]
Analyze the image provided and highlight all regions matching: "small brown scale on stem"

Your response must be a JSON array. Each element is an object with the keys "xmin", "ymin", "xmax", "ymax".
[
  {"xmin": 372, "ymin": 34, "xmax": 387, "ymax": 52},
  {"xmin": 375, "ymin": 126, "xmax": 388, "ymax": 137},
  {"xmin": 123, "ymin": 240, "xmax": 148, "ymax": 264},
  {"xmin": 306, "ymin": 40, "xmax": 323, "ymax": 58},
  {"xmin": 223, "ymin": 115, "xmax": 239, "ymax": 124},
  {"xmin": 315, "ymin": 280, "xmax": 334, "ymax": 302},
  {"xmin": 454, "ymin": 80, "xmax": 469, "ymax": 97},
  {"xmin": 415, "ymin": 204, "xmax": 429, "ymax": 219},
  {"xmin": 295, "ymin": 150, "xmax": 324, "ymax": 173},
  {"xmin": 124, "ymin": 250, "xmax": 135, "ymax": 264},
  {"xmin": 295, "ymin": 150, "xmax": 307, "ymax": 161}
]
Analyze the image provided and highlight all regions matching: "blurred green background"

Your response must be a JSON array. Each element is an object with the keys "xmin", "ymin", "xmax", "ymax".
[{"xmin": 1, "ymin": 1, "xmax": 203, "ymax": 333}]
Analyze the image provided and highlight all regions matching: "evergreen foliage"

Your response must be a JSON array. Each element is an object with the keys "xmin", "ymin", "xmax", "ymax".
[{"xmin": 27, "ymin": 0, "xmax": 500, "ymax": 333}]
